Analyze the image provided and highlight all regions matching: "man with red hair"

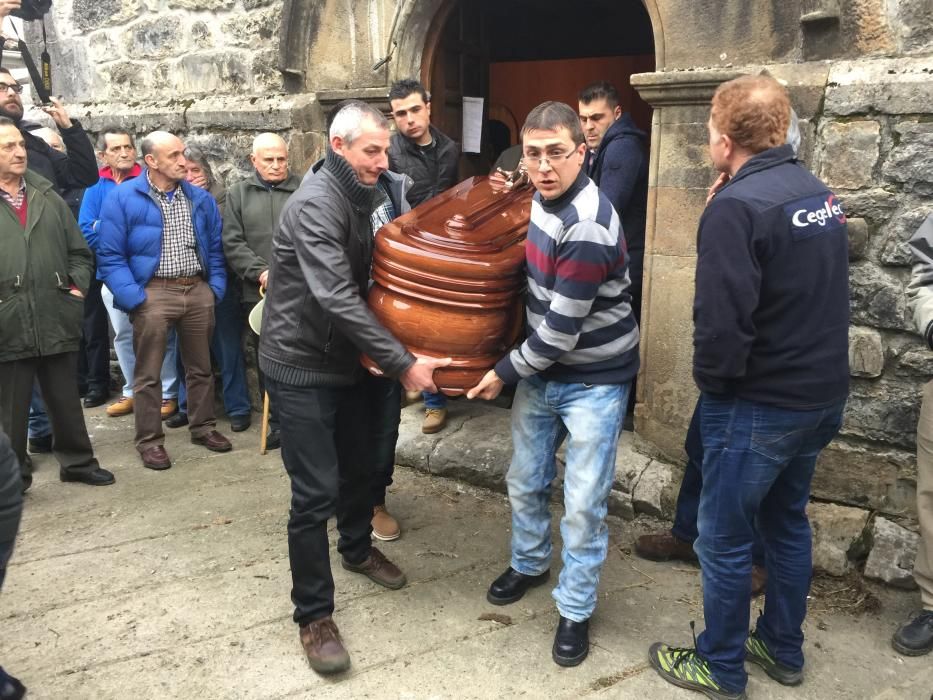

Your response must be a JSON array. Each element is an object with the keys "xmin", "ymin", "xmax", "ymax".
[{"xmin": 649, "ymin": 75, "xmax": 849, "ymax": 699}]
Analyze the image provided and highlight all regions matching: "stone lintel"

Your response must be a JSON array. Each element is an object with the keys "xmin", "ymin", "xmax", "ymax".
[{"xmin": 316, "ymin": 87, "xmax": 392, "ymax": 113}]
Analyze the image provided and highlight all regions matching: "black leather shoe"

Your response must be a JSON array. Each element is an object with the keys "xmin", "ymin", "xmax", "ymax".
[
  {"xmin": 59, "ymin": 467, "xmax": 115, "ymax": 486},
  {"xmin": 82, "ymin": 388, "xmax": 109, "ymax": 408},
  {"xmin": 266, "ymin": 430, "xmax": 281, "ymax": 450},
  {"xmin": 230, "ymin": 414, "xmax": 251, "ymax": 432},
  {"xmin": 165, "ymin": 412, "xmax": 189, "ymax": 429},
  {"xmin": 28, "ymin": 434, "xmax": 52, "ymax": 453},
  {"xmin": 486, "ymin": 566, "xmax": 550, "ymax": 605},
  {"xmin": 892, "ymin": 610, "xmax": 933, "ymax": 656},
  {"xmin": 552, "ymin": 616, "xmax": 589, "ymax": 667}
]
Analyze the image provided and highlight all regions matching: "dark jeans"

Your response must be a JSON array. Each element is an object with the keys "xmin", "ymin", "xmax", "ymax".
[
  {"xmin": 77, "ymin": 277, "xmax": 111, "ymax": 393},
  {"xmin": 0, "ymin": 352, "xmax": 101, "ymax": 478},
  {"xmin": 423, "ymin": 391, "xmax": 447, "ymax": 409},
  {"xmin": 131, "ymin": 278, "xmax": 216, "ymax": 451},
  {"xmin": 694, "ymin": 393, "xmax": 845, "ymax": 693},
  {"xmin": 363, "ymin": 373, "xmax": 401, "ymax": 506},
  {"xmin": 267, "ymin": 378, "xmax": 373, "ymax": 625},
  {"xmin": 672, "ymin": 398, "xmax": 765, "ymax": 567},
  {"xmin": 177, "ymin": 286, "xmax": 251, "ymax": 418},
  {"xmin": 242, "ymin": 302, "xmax": 279, "ymax": 432}
]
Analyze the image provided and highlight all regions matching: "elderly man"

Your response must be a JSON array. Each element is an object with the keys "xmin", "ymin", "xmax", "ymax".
[
  {"xmin": 97, "ymin": 131, "xmax": 231, "ymax": 471},
  {"xmin": 468, "ymin": 101, "xmax": 640, "ymax": 667},
  {"xmin": 0, "ymin": 117, "xmax": 114, "ymax": 491},
  {"xmin": 222, "ymin": 132, "xmax": 301, "ymax": 449},
  {"xmin": 79, "ymin": 127, "xmax": 180, "ymax": 421},
  {"xmin": 648, "ymin": 75, "xmax": 848, "ymax": 699},
  {"xmin": 260, "ymin": 102, "xmax": 448, "ymax": 674}
]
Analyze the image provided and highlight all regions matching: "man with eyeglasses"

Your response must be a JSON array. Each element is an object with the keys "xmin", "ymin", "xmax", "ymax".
[
  {"xmin": 0, "ymin": 67, "xmax": 98, "ymax": 196},
  {"xmin": 468, "ymin": 101, "xmax": 639, "ymax": 667}
]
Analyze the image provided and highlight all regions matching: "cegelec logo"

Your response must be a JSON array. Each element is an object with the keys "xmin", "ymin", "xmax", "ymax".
[{"xmin": 791, "ymin": 194, "xmax": 847, "ymax": 228}]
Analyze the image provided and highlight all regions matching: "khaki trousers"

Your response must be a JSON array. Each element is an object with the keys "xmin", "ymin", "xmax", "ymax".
[
  {"xmin": 131, "ymin": 278, "xmax": 216, "ymax": 451},
  {"xmin": 915, "ymin": 380, "xmax": 933, "ymax": 609}
]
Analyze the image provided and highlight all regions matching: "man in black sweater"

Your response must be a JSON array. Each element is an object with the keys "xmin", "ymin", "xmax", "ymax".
[{"xmin": 648, "ymin": 75, "xmax": 849, "ymax": 699}]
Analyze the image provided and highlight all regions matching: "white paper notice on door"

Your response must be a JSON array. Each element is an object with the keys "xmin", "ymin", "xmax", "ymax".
[{"xmin": 462, "ymin": 96, "xmax": 484, "ymax": 154}]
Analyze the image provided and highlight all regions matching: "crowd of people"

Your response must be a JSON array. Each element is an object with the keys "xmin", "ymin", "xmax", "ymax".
[{"xmin": 0, "ymin": 65, "xmax": 930, "ymax": 700}]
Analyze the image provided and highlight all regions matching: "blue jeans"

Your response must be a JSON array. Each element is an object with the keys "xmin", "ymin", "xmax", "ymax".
[
  {"xmin": 694, "ymin": 394, "xmax": 845, "ymax": 693},
  {"xmin": 102, "ymin": 284, "xmax": 178, "ymax": 399},
  {"xmin": 672, "ymin": 397, "xmax": 765, "ymax": 567},
  {"xmin": 507, "ymin": 375, "xmax": 630, "ymax": 622},
  {"xmin": 423, "ymin": 391, "xmax": 447, "ymax": 409},
  {"xmin": 28, "ymin": 383, "xmax": 49, "ymax": 439},
  {"xmin": 177, "ymin": 286, "xmax": 251, "ymax": 418}
]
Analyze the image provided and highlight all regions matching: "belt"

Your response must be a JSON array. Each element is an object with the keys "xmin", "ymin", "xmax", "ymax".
[{"xmin": 155, "ymin": 275, "xmax": 202, "ymax": 286}]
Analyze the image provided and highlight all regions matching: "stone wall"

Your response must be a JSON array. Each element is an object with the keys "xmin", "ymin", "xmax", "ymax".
[{"xmin": 28, "ymin": 0, "xmax": 933, "ymax": 564}]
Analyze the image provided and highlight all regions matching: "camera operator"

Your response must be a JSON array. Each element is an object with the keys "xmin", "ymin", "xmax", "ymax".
[{"xmin": 0, "ymin": 2, "xmax": 97, "ymax": 193}]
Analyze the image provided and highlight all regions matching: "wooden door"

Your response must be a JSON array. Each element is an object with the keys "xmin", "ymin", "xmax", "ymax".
[{"xmin": 422, "ymin": 0, "xmax": 491, "ymax": 176}]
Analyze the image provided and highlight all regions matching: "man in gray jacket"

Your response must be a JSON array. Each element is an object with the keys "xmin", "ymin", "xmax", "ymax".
[
  {"xmin": 259, "ymin": 101, "xmax": 448, "ymax": 674},
  {"xmin": 222, "ymin": 133, "xmax": 301, "ymax": 449},
  {"xmin": 898, "ymin": 211, "xmax": 933, "ymax": 656}
]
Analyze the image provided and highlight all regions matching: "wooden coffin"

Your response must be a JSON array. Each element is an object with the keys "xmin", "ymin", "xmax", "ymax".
[{"xmin": 364, "ymin": 176, "xmax": 533, "ymax": 395}]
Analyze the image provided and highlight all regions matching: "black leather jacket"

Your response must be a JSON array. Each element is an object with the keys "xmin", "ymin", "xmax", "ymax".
[
  {"xmin": 388, "ymin": 125, "xmax": 459, "ymax": 207},
  {"xmin": 259, "ymin": 149, "xmax": 415, "ymax": 386},
  {"xmin": 0, "ymin": 426, "xmax": 22, "ymax": 554}
]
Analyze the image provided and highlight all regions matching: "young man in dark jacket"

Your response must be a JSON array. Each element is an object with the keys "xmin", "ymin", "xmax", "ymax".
[
  {"xmin": 388, "ymin": 78, "xmax": 460, "ymax": 434},
  {"xmin": 578, "ymin": 81, "xmax": 648, "ymax": 323},
  {"xmin": 0, "ymin": 119, "xmax": 114, "ymax": 492},
  {"xmin": 648, "ymin": 75, "xmax": 849, "ymax": 700},
  {"xmin": 259, "ymin": 101, "xmax": 447, "ymax": 675}
]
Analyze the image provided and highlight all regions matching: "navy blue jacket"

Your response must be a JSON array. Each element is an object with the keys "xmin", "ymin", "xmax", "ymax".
[
  {"xmin": 584, "ymin": 113, "xmax": 649, "ymax": 258},
  {"xmin": 693, "ymin": 145, "xmax": 849, "ymax": 409},
  {"xmin": 97, "ymin": 171, "xmax": 226, "ymax": 312}
]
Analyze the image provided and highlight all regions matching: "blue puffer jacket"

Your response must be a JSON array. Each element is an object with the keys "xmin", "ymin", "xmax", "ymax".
[{"xmin": 96, "ymin": 170, "xmax": 226, "ymax": 312}]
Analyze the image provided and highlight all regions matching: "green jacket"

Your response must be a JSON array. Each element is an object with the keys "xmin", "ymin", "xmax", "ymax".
[
  {"xmin": 0, "ymin": 170, "xmax": 93, "ymax": 363},
  {"xmin": 222, "ymin": 172, "xmax": 300, "ymax": 303}
]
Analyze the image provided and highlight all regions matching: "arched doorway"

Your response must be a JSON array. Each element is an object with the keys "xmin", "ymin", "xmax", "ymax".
[{"xmin": 419, "ymin": 0, "xmax": 656, "ymax": 174}]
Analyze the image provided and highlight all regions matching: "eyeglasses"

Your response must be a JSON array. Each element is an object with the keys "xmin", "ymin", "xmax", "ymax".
[
  {"xmin": 0, "ymin": 83, "xmax": 23, "ymax": 95},
  {"xmin": 521, "ymin": 149, "xmax": 576, "ymax": 170}
]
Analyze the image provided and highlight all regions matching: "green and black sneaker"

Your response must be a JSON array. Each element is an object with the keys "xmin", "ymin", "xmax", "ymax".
[
  {"xmin": 745, "ymin": 629, "xmax": 803, "ymax": 686},
  {"xmin": 648, "ymin": 642, "xmax": 747, "ymax": 700}
]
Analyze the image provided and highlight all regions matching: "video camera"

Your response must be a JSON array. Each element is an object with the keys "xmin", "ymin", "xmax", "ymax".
[{"xmin": 11, "ymin": 0, "xmax": 52, "ymax": 21}]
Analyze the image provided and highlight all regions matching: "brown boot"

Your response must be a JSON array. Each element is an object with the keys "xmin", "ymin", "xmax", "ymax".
[
  {"xmin": 299, "ymin": 616, "xmax": 350, "ymax": 674},
  {"xmin": 634, "ymin": 531, "xmax": 698, "ymax": 562},
  {"xmin": 751, "ymin": 564, "xmax": 768, "ymax": 597},
  {"xmin": 372, "ymin": 505, "xmax": 401, "ymax": 541},
  {"xmin": 342, "ymin": 546, "xmax": 407, "ymax": 589},
  {"xmin": 422, "ymin": 407, "xmax": 448, "ymax": 434}
]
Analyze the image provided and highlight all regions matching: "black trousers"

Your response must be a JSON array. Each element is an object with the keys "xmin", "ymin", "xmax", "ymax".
[
  {"xmin": 242, "ymin": 302, "xmax": 279, "ymax": 431},
  {"xmin": 77, "ymin": 277, "xmax": 112, "ymax": 393},
  {"xmin": 267, "ymin": 377, "xmax": 372, "ymax": 625},
  {"xmin": 0, "ymin": 352, "xmax": 100, "ymax": 478},
  {"xmin": 363, "ymin": 373, "xmax": 401, "ymax": 506}
]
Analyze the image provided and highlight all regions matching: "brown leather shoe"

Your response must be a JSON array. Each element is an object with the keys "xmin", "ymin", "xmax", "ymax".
[
  {"xmin": 634, "ymin": 531, "xmax": 698, "ymax": 562},
  {"xmin": 191, "ymin": 430, "xmax": 232, "ymax": 452},
  {"xmin": 422, "ymin": 407, "xmax": 448, "ymax": 434},
  {"xmin": 299, "ymin": 616, "xmax": 351, "ymax": 674},
  {"xmin": 342, "ymin": 546, "xmax": 407, "ymax": 589},
  {"xmin": 140, "ymin": 445, "xmax": 172, "ymax": 470},
  {"xmin": 751, "ymin": 564, "xmax": 768, "ymax": 597}
]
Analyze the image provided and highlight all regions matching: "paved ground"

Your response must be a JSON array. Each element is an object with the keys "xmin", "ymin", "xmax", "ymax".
[{"xmin": 0, "ymin": 403, "xmax": 931, "ymax": 699}]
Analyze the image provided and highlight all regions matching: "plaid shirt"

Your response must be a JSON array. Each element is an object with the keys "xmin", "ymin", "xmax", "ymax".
[
  {"xmin": 149, "ymin": 174, "xmax": 201, "ymax": 278},
  {"xmin": 370, "ymin": 183, "xmax": 395, "ymax": 236},
  {"xmin": 0, "ymin": 177, "xmax": 26, "ymax": 210}
]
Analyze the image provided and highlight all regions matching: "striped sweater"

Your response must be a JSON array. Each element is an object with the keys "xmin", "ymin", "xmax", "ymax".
[{"xmin": 494, "ymin": 171, "xmax": 640, "ymax": 386}]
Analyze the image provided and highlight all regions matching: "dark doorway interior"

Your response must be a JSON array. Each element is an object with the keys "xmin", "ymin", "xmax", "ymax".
[{"xmin": 423, "ymin": 0, "xmax": 655, "ymax": 173}]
